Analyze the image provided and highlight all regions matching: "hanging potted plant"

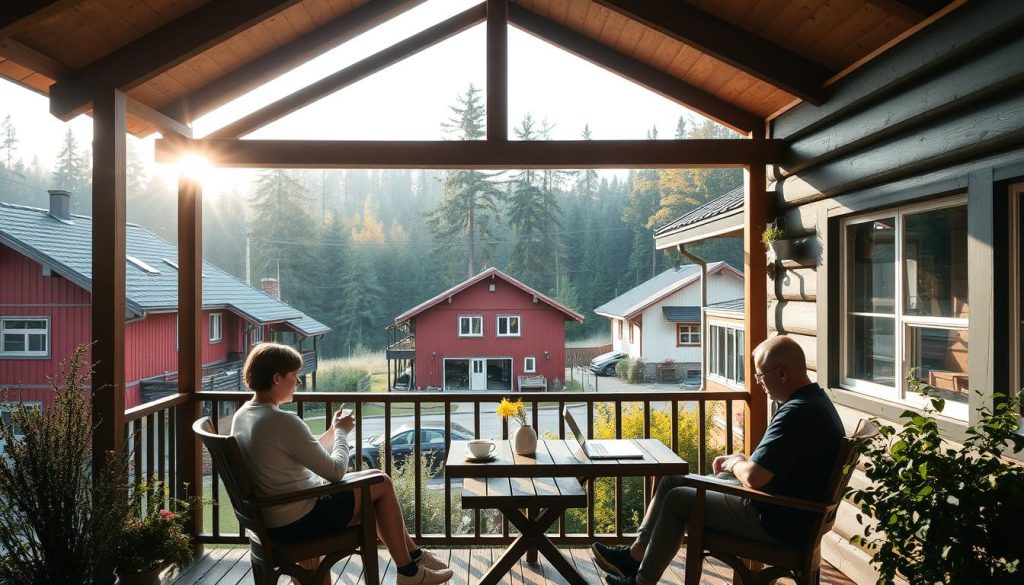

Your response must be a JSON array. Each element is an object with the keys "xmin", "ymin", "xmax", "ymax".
[
  {"xmin": 849, "ymin": 374, "xmax": 1024, "ymax": 584},
  {"xmin": 498, "ymin": 398, "xmax": 536, "ymax": 455},
  {"xmin": 762, "ymin": 221, "xmax": 786, "ymax": 263},
  {"xmin": 762, "ymin": 222, "xmax": 816, "ymax": 265}
]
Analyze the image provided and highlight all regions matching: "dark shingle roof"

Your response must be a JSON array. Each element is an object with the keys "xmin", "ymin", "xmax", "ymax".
[
  {"xmin": 0, "ymin": 202, "xmax": 328, "ymax": 334},
  {"xmin": 654, "ymin": 187, "xmax": 743, "ymax": 235},
  {"xmin": 662, "ymin": 306, "xmax": 701, "ymax": 323},
  {"xmin": 704, "ymin": 297, "xmax": 745, "ymax": 316}
]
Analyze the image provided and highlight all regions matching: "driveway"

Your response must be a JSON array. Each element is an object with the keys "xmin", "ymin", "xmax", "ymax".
[{"xmin": 564, "ymin": 366, "xmax": 695, "ymax": 393}]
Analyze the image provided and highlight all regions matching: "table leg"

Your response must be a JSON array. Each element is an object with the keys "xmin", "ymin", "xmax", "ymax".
[
  {"xmin": 526, "ymin": 507, "xmax": 538, "ymax": 563},
  {"xmin": 476, "ymin": 506, "xmax": 585, "ymax": 585}
]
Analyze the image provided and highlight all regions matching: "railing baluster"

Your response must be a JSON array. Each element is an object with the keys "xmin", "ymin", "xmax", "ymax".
[
  {"xmin": 210, "ymin": 400, "xmax": 220, "ymax": 538},
  {"xmin": 414, "ymin": 401, "xmax": 422, "ymax": 538},
  {"xmin": 726, "ymin": 399, "xmax": 734, "ymax": 455},
  {"xmin": 146, "ymin": 413, "xmax": 155, "ymax": 485},
  {"xmin": 132, "ymin": 419, "xmax": 143, "ymax": 488},
  {"xmin": 355, "ymin": 400, "xmax": 363, "ymax": 471},
  {"xmin": 444, "ymin": 401, "xmax": 452, "ymax": 539},
  {"xmin": 698, "ymin": 400, "xmax": 707, "ymax": 475},
  {"xmin": 384, "ymin": 403, "xmax": 392, "ymax": 475},
  {"xmin": 157, "ymin": 409, "xmax": 167, "ymax": 495},
  {"xmin": 671, "ymin": 400, "xmax": 679, "ymax": 453}
]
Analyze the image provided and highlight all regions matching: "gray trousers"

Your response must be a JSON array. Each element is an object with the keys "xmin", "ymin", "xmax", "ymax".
[{"xmin": 635, "ymin": 475, "xmax": 781, "ymax": 582}]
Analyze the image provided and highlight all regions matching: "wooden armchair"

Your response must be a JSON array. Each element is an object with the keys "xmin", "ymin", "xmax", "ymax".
[
  {"xmin": 682, "ymin": 420, "xmax": 877, "ymax": 585},
  {"xmin": 193, "ymin": 417, "xmax": 383, "ymax": 585}
]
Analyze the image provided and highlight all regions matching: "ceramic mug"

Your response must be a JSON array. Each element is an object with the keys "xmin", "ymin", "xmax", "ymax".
[{"xmin": 467, "ymin": 439, "xmax": 496, "ymax": 459}]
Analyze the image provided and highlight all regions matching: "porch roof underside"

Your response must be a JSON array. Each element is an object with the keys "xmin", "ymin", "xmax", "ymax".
[{"xmin": 0, "ymin": 0, "xmax": 950, "ymax": 146}]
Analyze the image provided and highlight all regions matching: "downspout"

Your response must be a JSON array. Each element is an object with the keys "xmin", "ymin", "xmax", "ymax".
[{"xmin": 678, "ymin": 244, "xmax": 707, "ymax": 391}]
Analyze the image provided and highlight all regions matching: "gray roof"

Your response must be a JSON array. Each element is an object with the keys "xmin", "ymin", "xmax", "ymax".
[
  {"xmin": 662, "ymin": 306, "xmax": 701, "ymax": 323},
  {"xmin": 654, "ymin": 187, "xmax": 743, "ymax": 235},
  {"xmin": 704, "ymin": 297, "xmax": 746, "ymax": 316},
  {"xmin": 0, "ymin": 202, "xmax": 328, "ymax": 335},
  {"xmin": 594, "ymin": 262, "xmax": 725, "ymax": 319}
]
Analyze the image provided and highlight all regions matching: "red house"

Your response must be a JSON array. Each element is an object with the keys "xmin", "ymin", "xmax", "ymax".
[
  {"xmin": 0, "ymin": 191, "xmax": 329, "ymax": 411},
  {"xmin": 387, "ymin": 268, "xmax": 583, "ymax": 392}
]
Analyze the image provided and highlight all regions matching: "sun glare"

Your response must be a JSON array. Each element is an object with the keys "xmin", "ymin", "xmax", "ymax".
[{"xmin": 176, "ymin": 153, "xmax": 212, "ymax": 180}]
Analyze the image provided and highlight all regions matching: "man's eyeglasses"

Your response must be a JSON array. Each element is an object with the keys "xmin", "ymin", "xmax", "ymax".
[{"xmin": 754, "ymin": 365, "xmax": 784, "ymax": 383}]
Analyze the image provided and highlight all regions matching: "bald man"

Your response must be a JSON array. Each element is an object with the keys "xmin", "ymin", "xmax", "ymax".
[{"xmin": 598, "ymin": 335, "xmax": 845, "ymax": 585}]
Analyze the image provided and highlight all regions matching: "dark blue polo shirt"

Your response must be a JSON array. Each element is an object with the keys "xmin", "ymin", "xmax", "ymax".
[{"xmin": 749, "ymin": 383, "xmax": 844, "ymax": 545}]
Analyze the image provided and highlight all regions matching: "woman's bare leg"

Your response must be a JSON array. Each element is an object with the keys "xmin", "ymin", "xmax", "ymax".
[{"xmin": 349, "ymin": 473, "xmax": 415, "ymax": 566}]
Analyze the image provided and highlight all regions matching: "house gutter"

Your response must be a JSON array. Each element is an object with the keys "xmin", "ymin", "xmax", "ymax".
[{"xmin": 677, "ymin": 244, "xmax": 707, "ymax": 391}]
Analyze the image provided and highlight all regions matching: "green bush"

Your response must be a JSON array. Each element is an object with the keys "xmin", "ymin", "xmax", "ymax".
[
  {"xmin": 617, "ymin": 357, "xmax": 645, "ymax": 383},
  {"xmin": 390, "ymin": 453, "xmax": 473, "ymax": 535},
  {"xmin": 316, "ymin": 367, "xmax": 370, "ymax": 392},
  {"xmin": 615, "ymin": 358, "xmax": 630, "ymax": 380}
]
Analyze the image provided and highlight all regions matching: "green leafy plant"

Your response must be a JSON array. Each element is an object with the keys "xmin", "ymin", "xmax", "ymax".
[
  {"xmin": 117, "ymin": 482, "xmax": 197, "ymax": 575},
  {"xmin": 0, "ymin": 344, "xmax": 131, "ymax": 585},
  {"xmin": 850, "ymin": 373, "xmax": 1024, "ymax": 585},
  {"xmin": 761, "ymin": 222, "xmax": 785, "ymax": 248}
]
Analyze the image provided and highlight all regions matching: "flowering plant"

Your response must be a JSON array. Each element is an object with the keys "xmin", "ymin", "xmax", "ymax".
[
  {"xmin": 117, "ymin": 482, "xmax": 195, "ymax": 574},
  {"xmin": 497, "ymin": 398, "xmax": 528, "ymax": 426}
]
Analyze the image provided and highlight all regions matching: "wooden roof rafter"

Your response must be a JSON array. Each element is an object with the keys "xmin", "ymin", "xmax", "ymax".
[
  {"xmin": 47, "ymin": 0, "xmax": 310, "ymax": 121},
  {"xmin": 0, "ymin": 0, "xmax": 76, "ymax": 39},
  {"xmin": 590, "ymin": 0, "xmax": 831, "ymax": 105}
]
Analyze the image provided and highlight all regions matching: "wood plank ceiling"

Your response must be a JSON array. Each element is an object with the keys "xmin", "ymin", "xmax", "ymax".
[{"xmin": 0, "ymin": 0, "xmax": 946, "ymax": 137}]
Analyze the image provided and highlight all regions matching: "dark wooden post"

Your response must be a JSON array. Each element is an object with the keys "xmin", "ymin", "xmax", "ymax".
[
  {"xmin": 91, "ymin": 89, "xmax": 127, "ymax": 473},
  {"xmin": 744, "ymin": 129, "xmax": 770, "ymax": 453},
  {"xmin": 177, "ymin": 173, "xmax": 204, "ymax": 551},
  {"xmin": 486, "ymin": 0, "xmax": 507, "ymax": 141}
]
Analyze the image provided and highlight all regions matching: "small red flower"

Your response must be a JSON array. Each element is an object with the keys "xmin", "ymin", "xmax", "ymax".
[{"xmin": 158, "ymin": 509, "xmax": 176, "ymax": 521}]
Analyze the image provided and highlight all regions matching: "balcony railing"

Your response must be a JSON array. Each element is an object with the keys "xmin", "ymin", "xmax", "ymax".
[{"xmin": 134, "ymin": 389, "xmax": 746, "ymax": 547}]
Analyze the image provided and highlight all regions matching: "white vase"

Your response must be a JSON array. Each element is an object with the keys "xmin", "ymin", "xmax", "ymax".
[{"xmin": 513, "ymin": 424, "xmax": 538, "ymax": 455}]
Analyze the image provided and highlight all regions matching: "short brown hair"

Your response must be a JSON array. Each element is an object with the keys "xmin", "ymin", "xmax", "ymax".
[{"xmin": 243, "ymin": 342, "xmax": 302, "ymax": 392}]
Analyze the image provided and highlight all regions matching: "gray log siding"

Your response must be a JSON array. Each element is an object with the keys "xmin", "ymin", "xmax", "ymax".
[
  {"xmin": 772, "ymin": 266, "xmax": 817, "ymax": 302},
  {"xmin": 767, "ymin": 300, "xmax": 817, "ymax": 337}
]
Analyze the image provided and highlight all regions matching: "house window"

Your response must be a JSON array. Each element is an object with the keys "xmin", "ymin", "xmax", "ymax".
[
  {"xmin": 709, "ymin": 323, "xmax": 744, "ymax": 388},
  {"xmin": 616, "ymin": 319, "xmax": 623, "ymax": 340},
  {"xmin": 524, "ymin": 356, "xmax": 536, "ymax": 373},
  {"xmin": 1, "ymin": 318, "xmax": 49, "ymax": 357},
  {"xmin": 841, "ymin": 197, "xmax": 969, "ymax": 419},
  {"xmin": 459, "ymin": 315, "xmax": 483, "ymax": 337},
  {"xmin": 676, "ymin": 323, "xmax": 700, "ymax": 346},
  {"xmin": 209, "ymin": 313, "xmax": 223, "ymax": 343},
  {"xmin": 497, "ymin": 315, "xmax": 521, "ymax": 337},
  {"xmin": 628, "ymin": 322, "xmax": 634, "ymax": 343},
  {"xmin": 252, "ymin": 324, "xmax": 264, "ymax": 345},
  {"xmin": 1, "ymin": 401, "xmax": 42, "ymax": 439}
]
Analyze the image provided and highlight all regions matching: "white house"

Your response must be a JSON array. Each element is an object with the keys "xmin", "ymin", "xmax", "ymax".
[{"xmin": 594, "ymin": 262, "xmax": 744, "ymax": 381}]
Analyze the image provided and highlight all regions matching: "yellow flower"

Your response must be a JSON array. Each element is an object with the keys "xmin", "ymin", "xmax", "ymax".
[{"xmin": 497, "ymin": 398, "xmax": 527, "ymax": 425}]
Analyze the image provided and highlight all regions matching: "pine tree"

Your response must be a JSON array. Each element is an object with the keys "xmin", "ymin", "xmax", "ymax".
[
  {"xmin": 622, "ymin": 169, "xmax": 660, "ymax": 283},
  {"xmin": 52, "ymin": 129, "xmax": 90, "ymax": 204},
  {"xmin": 336, "ymin": 249, "xmax": 384, "ymax": 354},
  {"xmin": 1, "ymin": 115, "xmax": 18, "ymax": 173},
  {"xmin": 249, "ymin": 170, "xmax": 318, "ymax": 310},
  {"xmin": 572, "ymin": 124, "xmax": 599, "ymax": 201}
]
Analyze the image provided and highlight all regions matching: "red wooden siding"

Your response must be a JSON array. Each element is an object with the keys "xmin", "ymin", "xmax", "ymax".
[{"xmin": 412, "ymin": 278, "xmax": 570, "ymax": 390}]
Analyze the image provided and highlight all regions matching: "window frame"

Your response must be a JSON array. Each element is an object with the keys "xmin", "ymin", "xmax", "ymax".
[
  {"xmin": 708, "ymin": 321, "xmax": 744, "ymax": 389},
  {"xmin": 616, "ymin": 319, "xmax": 623, "ymax": 340},
  {"xmin": 496, "ymin": 315, "xmax": 521, "ymax": 337},
  {"xmin": 0, "ymin": 317, "xmax": 50, "ymax": 358},
  {"xmin": 676, "ymin": 323, "xmax": 701, "ymax": 346},
  {"xmin": 524, "ymin": 356, "xmax": 536, "ymax": 373},
  {"xmin": 458, "ymin": 315, "xmax": 483, "ymax": 338},
  {"xmin": 839, "ymin": 194, "xmax": 969, "ymax": 420},
  {"xmin": 209, "ymin": 312, "xmax": 223, "ymax": 343}
]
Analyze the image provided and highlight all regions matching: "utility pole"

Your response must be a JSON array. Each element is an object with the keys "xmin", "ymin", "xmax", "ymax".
[{"xmin": 245, "ymin": 233, "xmax": 251, "ymax": 286}]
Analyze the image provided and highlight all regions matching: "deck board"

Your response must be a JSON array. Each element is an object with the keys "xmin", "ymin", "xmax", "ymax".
[{"xmin": 169, "ymin": 546, "xmax": 855, "ymax": 584}]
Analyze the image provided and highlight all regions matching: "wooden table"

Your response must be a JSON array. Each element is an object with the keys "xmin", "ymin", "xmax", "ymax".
[{"xmin": 446, "ymin": 439, "xmax": 689, "ymax": 585}]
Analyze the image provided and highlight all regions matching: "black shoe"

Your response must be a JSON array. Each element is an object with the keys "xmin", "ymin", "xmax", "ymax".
[
  {"xmin": 592, "ymin": 542, "xmax": 640, "ymax": 579},
  {"xmin": 604, "ymin": 574, "xmax": 636, "ymax": 585}
]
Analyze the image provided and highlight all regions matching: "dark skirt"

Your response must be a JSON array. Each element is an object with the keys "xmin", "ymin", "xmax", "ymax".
[{"xmin": 266, "ymin": 489, "xmax": 356, "ymax": 542}]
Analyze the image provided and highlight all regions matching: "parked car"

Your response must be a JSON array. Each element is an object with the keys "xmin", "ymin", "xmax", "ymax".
[
  {"xmin": 355, "ymin": 422, "xmax": 475, "ymax": 471},
  {"xmin": 590, "ymin": 351, "xmax": 627, "ymax": 376}
]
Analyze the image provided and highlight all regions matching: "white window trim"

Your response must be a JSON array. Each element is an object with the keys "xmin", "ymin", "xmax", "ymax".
[
  {"xmin": 707, "ymin": 320, "xmax": 744, "ymax": 389},
  {"xmin": 676, "ymin": 323, "xmax": 701, "ymax": 346},
  {"xmin": 839, "ymin": 194, "xmax": 969, "ymax": 420},
  {"xmin": 458, "ymin": 315, "xmax": 483, "ymax": 338},
  {"xmin": 524, "ymin": 356, "xmax": 536, "ymax": 373},
  {"xmin": 209, "ymin": 312, "xmax": 223, "ymax": 343},
  {"xmin": 0, "ymin": 317, "xmax": 50, "ymax": 358},
  {"xmin": 252, "ymin": 324, "xmax": 264, "ymax": 345},
  {"xmin": 496, "ymin": 315, "xmax": 521, "ymax": 337}
]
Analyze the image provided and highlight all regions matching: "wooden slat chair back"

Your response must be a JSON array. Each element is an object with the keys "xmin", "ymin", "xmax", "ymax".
[
  {"xmin": 683, "ymin": 419, "xmax": 878, "ymax": 585},
  {"xmin": 193, "ymin": 417, "xmax": 383, "ymax": 585}
]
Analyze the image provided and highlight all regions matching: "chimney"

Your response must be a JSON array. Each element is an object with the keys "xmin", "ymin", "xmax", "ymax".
[
  {"xmin": 260, "ymin": 277, "xmax": 280, "ymax": 300},
  {"xmin": 48, "ymin": 190, "xmax": 71, "ymax": 221}
]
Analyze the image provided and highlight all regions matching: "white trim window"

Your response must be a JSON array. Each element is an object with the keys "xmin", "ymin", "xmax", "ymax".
[
  {"xmin": 709, "ymin": 323, "xmax": 744, "ymax": 388},
  {"xmin": 458, "ymin": 315, "xmax": 483, "ymax": 337},
  {"xmin": 841, "ymin": 196, "xmax": 969, "ymax": 420},
  {"xmin": 1, "ymin": 317, "xmax": 49, "ymax": 357},
  {"xmin": 524, "ymin": 356, "xmax": 536, "ymax": 373},
  {"xmin": 677, "ymin": 323, "xmax": 701, "ymax": 346},
  {"xmin": 209, "ymin": 313, "xmax": 223, "ymax": 343},
  {"xmin": 497, "ymin": 315, "xmax": 521, "ymax": 337}
]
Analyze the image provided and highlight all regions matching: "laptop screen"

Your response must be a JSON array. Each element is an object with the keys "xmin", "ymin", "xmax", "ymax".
[{"xmin": 562, "ymin": 406, "xmax": 587, "ymax": 449}]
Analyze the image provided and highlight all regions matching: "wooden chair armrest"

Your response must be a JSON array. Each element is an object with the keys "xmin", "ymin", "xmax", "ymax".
[
  {"xmin": 250, "ymin": 470, "xmax": 385, "ymax": 508},
  {"xmin": 681, "ymin": 474, "xmax": 832, "ymax": 514}
]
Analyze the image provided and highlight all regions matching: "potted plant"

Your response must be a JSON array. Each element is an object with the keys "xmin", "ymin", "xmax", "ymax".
[
  {"xmin": 849, "ymin": 373, "xmax": 1024, "ymax": 584},
  {"xmin": 116, "ymin": 482, "xmax": 197, "ymax": 584},
  {"xmin": 762, "ymin": 222, "xmax": 816, "ymax": 265},
  {"xmin": 497, "ymin": 398, "xmax": 536, "ymax": 455}
]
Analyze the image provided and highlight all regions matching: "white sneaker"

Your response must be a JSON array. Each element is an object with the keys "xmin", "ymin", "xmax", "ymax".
[
  {"xmin": 415, "ymin": 549, "xmax": 449, "ymax": 571},
  {"xmin": 396, "ymin": 565, "xmax": 454, "ymax": 585}
]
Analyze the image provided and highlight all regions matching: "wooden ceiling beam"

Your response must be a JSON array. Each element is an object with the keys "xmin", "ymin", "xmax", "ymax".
[
  {"xmin": 161, "ymin": 0, "xmax": 428, "ymax": 124},
  {"xmin": 48, "ymin": 0, "xmax": 308, "ymax": 121},
  {"xmin": 591, "ymin": 0, "xmax": 830, "ymax": 105},
  {"xmin": 154, "ymin": 137, "xmax": 787, "ymax": 168},
  {"xmin": 126, "ymin": 96, "xmax": 192, "ymax": 138},
  {"xmin": 507, "ymin": 4, "xmax": 761, "ymax": 134},
  {"xmin": 487, "ymin": 0, "xmax": 508, "ymax": 141},
  {"xmin": 864, "ymin": 0, "xmax": 949, "ymax": 20},
  {"xmin": 205, "ymin": 3, "xmax": 485, "ymax": 140},
  {"xmin": 0, "ymin": 0, "xmax": 76, "ymax": 39},
  {"xmin": 0, "ymin": 37, "xmax": 67, "ymax": 79}
]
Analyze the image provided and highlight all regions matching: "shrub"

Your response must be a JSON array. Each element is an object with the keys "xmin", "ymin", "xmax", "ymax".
[
  {"xmin": 316, "ymin": 366, "xmax": 370, "ymax": 392},
  {"xmin": 628, "ymin": 357, "xmax": 645, "ymax": 383},
  {"xmin": 390, "ymin": 453, "xmax": 472, "ymax": 535},
  {"xmin": 615, "ymin": 358, "xmax": 630, "ymax": 380}
]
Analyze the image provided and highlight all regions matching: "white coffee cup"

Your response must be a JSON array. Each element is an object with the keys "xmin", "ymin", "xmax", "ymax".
[{"xmin": 467, "ymin": 439, "xmax": 496, "ymax": 459}]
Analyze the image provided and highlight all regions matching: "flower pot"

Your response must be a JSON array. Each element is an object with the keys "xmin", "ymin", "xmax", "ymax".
[
  {"xmin": 116, "ymin": 565, "xmax": 163, "ymax": 585},
  {"xmin": 513, "ymin": 424, "xmax": 538, "ymax": 455}
]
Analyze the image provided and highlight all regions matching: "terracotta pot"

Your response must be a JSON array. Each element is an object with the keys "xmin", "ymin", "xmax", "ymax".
[
  {"xmin": 116, "ymin": 565, "xmax": 164, "ymax": 585},
  {"xmin": 513, "ymin": 424, "xmax": 538, "ymax": 455}
]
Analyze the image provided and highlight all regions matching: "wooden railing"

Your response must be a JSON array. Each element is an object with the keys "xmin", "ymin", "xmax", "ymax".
[
  {"xmin": 191, "ymin": 389, "xmax": 747, "ymax": 546},
  {"xmin": 123, "ymin": 392, "xmax": 191, "ymax": 501}
]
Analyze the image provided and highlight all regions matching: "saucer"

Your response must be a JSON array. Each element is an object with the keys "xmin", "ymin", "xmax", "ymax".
[{"xmin": 464, "ymin": 452, "xmax": 496, "ymax": 463}]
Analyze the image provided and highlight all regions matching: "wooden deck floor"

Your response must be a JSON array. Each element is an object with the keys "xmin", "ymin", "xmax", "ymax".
[{"xmin": 169, "ymin": 546, "xmax": 855, "ymax": 585}]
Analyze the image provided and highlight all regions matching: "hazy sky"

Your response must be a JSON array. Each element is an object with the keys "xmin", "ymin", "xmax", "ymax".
[{"xmin": 0, "ymin": 0, "xmax": 707, "ymax": 190}]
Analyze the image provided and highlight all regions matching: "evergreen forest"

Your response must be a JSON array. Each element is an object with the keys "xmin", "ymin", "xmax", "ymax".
[{"xmin": 0, "ymin": 88, "xmax": 744, "ymax": 359}]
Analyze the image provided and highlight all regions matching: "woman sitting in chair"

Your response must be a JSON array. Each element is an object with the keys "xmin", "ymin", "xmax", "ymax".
[{"xmin": 231, "ymin": 342, "xmax": 453, "ymax": 585}]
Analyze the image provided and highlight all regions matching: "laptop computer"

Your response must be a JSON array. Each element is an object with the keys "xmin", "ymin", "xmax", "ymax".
[{"xmin": 562, "ymin": 406, "xmax": 645, "ymax": 459}]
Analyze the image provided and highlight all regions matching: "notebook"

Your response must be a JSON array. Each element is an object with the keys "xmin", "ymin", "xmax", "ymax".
[{"xmin": 562, "ymin": 406, "xmax": 644, "ymax": 459}]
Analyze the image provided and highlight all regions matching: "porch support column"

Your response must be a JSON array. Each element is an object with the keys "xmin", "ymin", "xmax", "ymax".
[
  {"xmin": 91, "ymin": 88, "xmax": 126, "ymax": 472},
  {"xmin": 486, "ymin": 0, "xmax": 507, "ymax": 141},
  {"xmin": 743, "ymin": 131, "xmax": 770, "ymax": 453},
  {"xmin": 177, "ymin": 173, "xmax": 204, "ymax": 550}
]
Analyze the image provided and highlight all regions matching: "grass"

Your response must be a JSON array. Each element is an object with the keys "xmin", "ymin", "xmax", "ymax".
[{"xmin": 565, "ymin": 334, "xmax": 612, "ymax": 348}]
